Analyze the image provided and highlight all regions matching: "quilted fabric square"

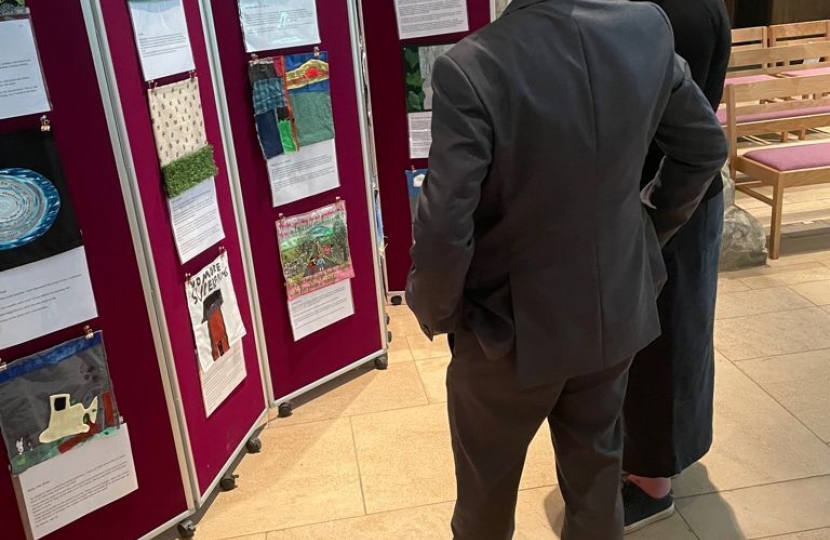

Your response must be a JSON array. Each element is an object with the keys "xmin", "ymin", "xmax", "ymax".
[{"xmin": 148, "ymin": 78, "xmax": 208, "ymax": 167}]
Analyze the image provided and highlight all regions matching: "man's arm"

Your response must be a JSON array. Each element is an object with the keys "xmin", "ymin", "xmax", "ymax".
[
  {"xmin": 405, "ymin": 53, "xmax": 493, "ymax": 338},
  {"xmin": 701, "ymin": 8, "xmax": 732, "ymax": 111},
  {"xmin": 648, "ymin": 55, "xmax": 728, "ymax": 245}
]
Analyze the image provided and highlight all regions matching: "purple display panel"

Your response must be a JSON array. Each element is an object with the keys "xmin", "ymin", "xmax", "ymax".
[
  {"xmin": 0, "ymin": 1, "xmax": 189, "ymax": 538},
  {"xmin": 99, "ymin": 0, "xmax": 266, "ymax": 496},
  {"xmin": 208, "ymin": 0, "xmax": 384, "ymax": 400},
  {"xmin": 360, "ymin": 0, "xmax": 491, "ymax": 292}
]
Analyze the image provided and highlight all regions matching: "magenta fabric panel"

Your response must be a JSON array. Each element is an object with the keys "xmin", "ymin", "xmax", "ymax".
[
  {"xmin": 100, "ymin": 0, "xmax": 266, "ymax": 495},
  {"xmin": 717, "ymin": 105, "xmax": 830, "ymax": 124},
  {"xmin": 361, "ymin": 0, "xmax": 492, "ymax": 292},
  {"xmin": 209, "ymin": 0, "xmax": 383, "ymax": 399},
  {"xmin": 745, "ymin": 142, "xmax": 830, "ymax": 171},
  {"xmin": 0, "ymin": 1, "xmax": 189, "ymax": 538}
]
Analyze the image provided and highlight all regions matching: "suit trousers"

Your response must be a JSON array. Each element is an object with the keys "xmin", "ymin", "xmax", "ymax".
[{"xmin": 448, "ymin": 329, "xmax": 631, "ymax": 540}]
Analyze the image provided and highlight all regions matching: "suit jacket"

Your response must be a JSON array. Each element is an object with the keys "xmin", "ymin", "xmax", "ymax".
[
  {"xmin": 406, "ymin": 0, "xmax": 728, "ymax": 388},
  {"xmin": 637, "ymin": 0, "xmax": 733, "ymax": 201}
]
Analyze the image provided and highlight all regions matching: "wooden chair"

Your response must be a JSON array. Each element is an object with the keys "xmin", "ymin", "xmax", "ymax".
[
  {"xmin": 769, "ymin": 20, "xmax": 830, "ymax": 47},
  {"xmin": 732, "ymin": 26, "xmax": 769, "ymax": 51},
  {"xmin": 725, "ymin": 74, "xmax": 830, "ymax": 259}
]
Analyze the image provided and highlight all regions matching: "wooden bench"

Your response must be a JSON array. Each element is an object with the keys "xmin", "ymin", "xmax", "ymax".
[
  {"xmin": 733, "ymin": 26, "xmax": 769, "ymax": 51},
  {"xmin": 769, "ymin": 20, "xmax": 830, "ymax": 47},
  {"xmin": 725, "ymin": 74, "xmax": 830, "ymax": 259}
]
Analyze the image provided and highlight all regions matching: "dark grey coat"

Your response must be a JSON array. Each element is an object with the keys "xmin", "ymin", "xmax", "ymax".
[{"xmin": 407, "ymin": 0, "xmax": 728, "ymax": 388}]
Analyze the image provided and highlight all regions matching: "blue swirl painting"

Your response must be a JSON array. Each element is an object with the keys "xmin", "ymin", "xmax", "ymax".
[{"xmin": 0, "ymin": 168, "xmax": 61, "ymax": 251}]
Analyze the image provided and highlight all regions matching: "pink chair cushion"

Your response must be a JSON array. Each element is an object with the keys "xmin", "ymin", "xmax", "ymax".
[
  {"xmin": 744, "ymin": 142, "xmax": 830, "ymax": 171},
  {"xmin": 781, "ymin": 67, "xmax": 830, "ymax": 77},
  {"xmin": 717, "ymin": 105, "xmax": 830, "ymax": 125},
  {"xmin": 724, "ymin": 74, "xmax": 779, "ymax": 86}
]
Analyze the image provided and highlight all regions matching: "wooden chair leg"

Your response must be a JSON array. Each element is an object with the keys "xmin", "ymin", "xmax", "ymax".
[
  {"xmin": 781, "ymin": 132, "xmax": 789, "ymax": 143},
  {"xmin": 799, "ymin": 129, "xmax": 807, "ymax": 141},
  {"xmin": 769, "ymin": 182, "xmax": 785, "ymax": 260}
]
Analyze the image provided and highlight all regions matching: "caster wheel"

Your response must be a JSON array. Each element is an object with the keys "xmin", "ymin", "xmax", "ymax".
[
  {"xmin": 391, "ymin": 295, "xmax": 403, "ymax": 306},
  {"xmin": 220, "ymin": 474, "xmax": 239, "ymax": 492},
  {"xmin": 374, "ymin": 355, "xmax": 389, "ymax": 371},
  {"xmin": 387, "ymin": 331, "xmax": 393, "ymax": 344},
  {"xmin": 246, "ymin": 437, "xmax": 262, "ymax": 454},
  {"xmin": 177, "ymin": 520, "xmax": 196, "ymax": 539},
  {"xmin": 278, "ymin": 402, "xmax": 293, "ymax": 418}
]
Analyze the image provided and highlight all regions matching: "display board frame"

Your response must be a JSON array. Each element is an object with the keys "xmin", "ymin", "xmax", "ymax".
[
  {"xmin": 203, "ymin": 0, "xmax": 388, "ymax": 406},
  {"xmin": 91, "ymin": 0, "xmax": 270, "ymax": 507},
  {"xmin": 358, "ymin": 0, "xmax": 492, "ymax": 295}
]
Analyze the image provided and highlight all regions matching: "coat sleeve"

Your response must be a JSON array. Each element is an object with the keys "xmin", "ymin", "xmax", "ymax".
[
  {"xmin": 405, "ymin": 53, "xmax": 493, "ymax": 338},
  {"xmin": 647, "ymin": 54, "xmax": 728, "ymax": 246}
]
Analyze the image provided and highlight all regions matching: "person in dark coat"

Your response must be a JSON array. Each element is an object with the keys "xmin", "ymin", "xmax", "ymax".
[
  {"xmin": 405, "ymin": 0, "xmax": 728, "ymax": 538},
  {"xmin": 622, "ymin": 0, "xmax": 732, "ymax": 533}
]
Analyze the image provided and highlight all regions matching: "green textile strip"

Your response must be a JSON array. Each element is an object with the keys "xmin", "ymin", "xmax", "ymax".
[
  {"xmin": 279, "ymin": 120, "xmax": 298, "ymax": 153},
  {"xmin": 290, "ymin": 91, "xmax": 335, "ymax": 147},
  {"xmin": 161, "ymin": 145, "xmax": 218, "ymax": 198}
]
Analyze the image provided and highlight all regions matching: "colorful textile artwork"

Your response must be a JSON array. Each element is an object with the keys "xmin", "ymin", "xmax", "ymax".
[
  {"xmin": 276, "ymin": 200, "xmax": 354, "ymax": 301},
  {"xmin": 0, "ymin": 129, "xmax": 83, "ymax": 272},
  {"xmin": 148, "ymin": 77, "xmax": 218, "ymax": 198},
  {"xmin": 249, "ymin": 57, "xmax": 298, "ymax": 159},
  {"xmin": 0, "ymin": 0, "xmax": 25, "ymax": 15},
  {"xmin": 403, "ymin": 44, "xmax": 454, "ymax": 113},
  {"xmin": 186, "ymin": 252, "xmax": 247, "ymax": 373},
  {"xmin": 406, "ymin": 168, "xmax": 427, "ymax": 223},
  {"xmin": 284, "ymin": 52, "xmax": 335, "ymax": 147},
  {"xmin": 0, "ymin": 332, "xmax": 120, "ymax": 475}
]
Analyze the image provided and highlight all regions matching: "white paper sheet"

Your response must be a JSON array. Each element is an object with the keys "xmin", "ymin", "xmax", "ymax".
[
  {"xmin": 394, "ymin": 0, "xmax": 469, "ymax": 40},
  {"xmin": 268, "ymin": 139, "xmax": 340, "ymax": 207},
  {"xmin": 288, "ymin": 279, "xmax": 354, "ymax": 341},
  {"xmin": 0, "ymin": 16, "xmax": 50, "ymax": 121},
  {"xmin": 408, "ymin": 112, "xmax": 432, "ymax": 159},
  {"xmin": 186, "ymin": 253, "xmax": 247, "ymax": 373},
  {"xmin": 0, "ymin": 247, "xmax": 97, "ymax": 350},
  {"xmin": 15, "ymin": 425, "xmax": 138, "ymax": 540},
  {"xmin": 168, "ymin": 178, "xmax": 225, "ymax": 264},
  {"xmin": 129, "ymin": 0, "xmax": 196, "ymax": 82},
  {"xmin": 239, "ymin": 0, "xmax": 321, "ymax": 53},
  {"xmin": 200, "ymin": 344, "xmax": 247, "ymax": 417}
]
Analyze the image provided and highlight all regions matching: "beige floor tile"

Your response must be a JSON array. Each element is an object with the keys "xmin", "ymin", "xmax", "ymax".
[
  {"xmin": 195, "ymin": 419, "xmax": 364, "ymax": 538},
  {"xmin": 387, "ymin": 346, "xmax": 414, "ymax": 364},
  {"xmin": 415, "ymin": 356, "xmax": 450, "ymax": 403},
  {"xmin": 715, "ymin": 308, "xmax": 830, "ymax": 361},
  {"xmin": 767, "ymin": 529, "xmax": 830, "ymax": 540},
  {"xmin": 677, "ymin": 476, "xmax": 830, "ymax": 540},
  {"xmin": 673, "ymin": 359, "xmax": 830, "ymax": 498},
  {"xmin": 719, "ymin": 278, "xmax": 751, "ymax": 294},
  {"xmin": 268, "ymin": 363, "xmax": 428, "ymax": 426},
  {"xmin": 740, "ymin": 350, "xmax": 830, "ymax": 442},
  {"xmin": 386, "ymin": 305, "xmax": 421, "ymax": 336},
  {"xmin": 406, "ymin": 333, "xmax": 451, "ymax": 360},
  {"xmin": 716, "ymin": 287, "xmax": 813, "ymax": 320},
  {"xmin": 739, "ymin": 266, "xmax": 830, "ymax": 289},
  {"xmin": 792, "ymin": 281, "xmax": 830, "ymax": 306},
  {"xmin": 351, "ymin": 403, "xmax": 557, "ymax": 514}
]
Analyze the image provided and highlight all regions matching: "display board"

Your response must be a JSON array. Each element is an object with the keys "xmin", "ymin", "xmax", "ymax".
[
  {"xmin": 96, "ymin": 0, "xmax": 268, "ymax": 501},
  {"xmin": 359, "ymin": 0, "xmax": 491, "ymax": 293},
  {"xmin": 205, "ymin": 0, "xmax": 386, "ymax": 402},
  {"xmin": 0, "ymin": 1, "xmax": 191, "ymax": 539}
]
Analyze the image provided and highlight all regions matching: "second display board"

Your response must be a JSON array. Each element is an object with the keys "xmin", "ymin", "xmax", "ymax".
[{"xmin": 205, "ymin": 0, "xmax": 386, "ymax": 403}]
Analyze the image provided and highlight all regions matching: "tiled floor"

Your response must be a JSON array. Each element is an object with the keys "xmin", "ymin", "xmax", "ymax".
[{"xmin": 181, "ymin": 192, "xmax": 830, "ymax": 539}]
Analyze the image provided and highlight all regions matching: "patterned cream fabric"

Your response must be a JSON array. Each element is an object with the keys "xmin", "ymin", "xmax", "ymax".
[{"xmin": 148, "ymin": 78, "xmax": 207, "ymax": 167}]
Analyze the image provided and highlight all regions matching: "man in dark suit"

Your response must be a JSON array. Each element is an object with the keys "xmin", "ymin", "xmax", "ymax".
[{"xmin": 406, "ymin": 0, "xmax": 728, "ymax": 538}]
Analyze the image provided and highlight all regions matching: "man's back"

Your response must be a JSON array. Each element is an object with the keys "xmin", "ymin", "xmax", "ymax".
[{"xmin": 407, "ymin": 0, "xmax": 727, "ymax": 387}]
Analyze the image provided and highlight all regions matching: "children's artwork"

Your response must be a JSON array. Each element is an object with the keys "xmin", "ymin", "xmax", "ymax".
[
  {"xmin": 0, "ymin": 130, "xmax": 97, "ymax": 349},
  {"xmin": 0, "ymin": 332, "xmax": 120, "ymax": 475},
  {"xmin": 186, "ymin": 252, "xmax": 247, "ymax": 373},
  {"xmin": 249, "ymin": 57, "xmax": 298, "ymax": 159},
  {"xmin": 148, "ymin": 77, "xmax": 218, "ymax": 198},
  {"xmin": 284, "ymin": 52, "xmax": 335, "ymax": 147},
  {"xmin": 403, "ymin": 44, "xmax": 453, "ymax": 113},
  {"xmin": 0, "ymin": 0, "xmax": 26, "ymax": 15},
  {"xmin": 276, "ymin": 200, "xmax": 354, "ymax": 301},
  {"xmin": 406, "ymin": 168, "xmax": 427, "ymax": 222}
]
